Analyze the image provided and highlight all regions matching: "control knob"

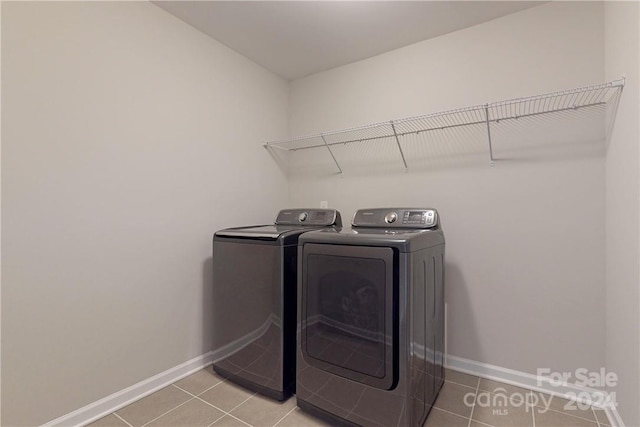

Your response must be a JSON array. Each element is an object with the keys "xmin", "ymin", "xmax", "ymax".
[
  {"xmin": 385, "ymin": 212, "xmax": 398, "ymax": 224},
  {"xmin": 298, "ymin": 212, "xmax": 308, "ymax": 222}
]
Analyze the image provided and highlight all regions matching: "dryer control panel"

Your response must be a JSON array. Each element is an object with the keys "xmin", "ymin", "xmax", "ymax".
[
  {"xmin": 275, "ymin": 209, "xmax": 342, "ymax": 227},
  {"xmin": 352, "ymin": 208, "xmax": 438, "ymax": 229}
]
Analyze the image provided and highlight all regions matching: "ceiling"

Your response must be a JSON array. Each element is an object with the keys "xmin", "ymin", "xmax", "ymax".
[{"xmin": 153, "ymin": 1, "xmax": 543, "ymax": 81}]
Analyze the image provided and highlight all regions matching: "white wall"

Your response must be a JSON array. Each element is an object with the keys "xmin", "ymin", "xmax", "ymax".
[
  {"xmin": 1, "ymin": 2, "xmax": 288, "ymax": 425},
  {"xmin": 289, "ymin": 1, "xmax": 607, "ymax": 377},
  {"xmin": 604, "ymin": 2, "xmax": 640, "ymax": 425}
]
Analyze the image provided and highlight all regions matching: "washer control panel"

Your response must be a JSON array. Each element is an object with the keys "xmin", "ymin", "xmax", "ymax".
[
  {"xmin": 353, "ymin": 208, "xmax": 438, "ymax": 229},
  {"xmin": 276, "ymin": 209, "xmax": 342, "ymax": 227}
]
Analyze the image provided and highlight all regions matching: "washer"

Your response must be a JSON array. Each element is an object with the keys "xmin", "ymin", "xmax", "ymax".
[
  {"xmin": 212, "ymin": 208, "xmax": 342, "ymax": 401},
  {"xmin": 296, "ymin": 208, "xmax": 445, "ymax": 426}
]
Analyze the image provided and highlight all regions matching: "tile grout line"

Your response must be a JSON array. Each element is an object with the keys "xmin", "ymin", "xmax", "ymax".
[
  {"xmin": 134, "ymin": 381, "xmax": 235, "ymax": 427},
  {"xmin": 530, "ymin": 391, "xmax": 536, "ymax": 427},
  {"xmin": 176, "ymin": 382, "xmax": 257, "ymax": 416},
  {"xmin": 139, "ymin": 394, "xmax": 196, "ymax": 427},
  {"xmin": 171, "ymin": 383, "xmax": 257, "ymax": 427},
  {"xmin": 113, "ymin": 412, "xmax": 134, "ymax": 427},
  {"xmin": 203, "ymin": 411, "xmax": 248, "ymax": 427},
  {"xmin": 203, "ymin": 413, "xmax": 227, "ymax": 427},
  {"xmin": 592, "ymin": 406, "xmax": 601, "ymax": 427},
  {"xmin": 191, "ymin": 377, "xmax": 228, "ymax": 396},
  {"xmin": 432, "ymin": 407, "xmax": 474, "ymax": 422},
  {"xmin": 192, "ymin": 393, "xmax": 235, "ymax": 417},
  {"xmin": 537, "ymin": 405, "xmax": 600, "ymax": 424},
  {"xmin": 467, "ymin": 377, "xmax": 481, "ymax": 427},
  {"xmin": 271, "ymin": 406, "xmax": 297, "ymax": 427},
  {"xmin": 444, "ymin": 370, "xmax": 481, "ymax": 390},
  {"xmin": 221, "ymin": 391, "xmax": 258, "ymax": 414},
  {"xmin": 167, "ymin": 384, "xmax": 231, "ymax": 427},
  {"xmin": 171, "ymin": 383, "xmax": 202, "ymax": 399},
  {"xmin": 445, "ymin": 378, "xmax": 481, "ymax": 390},
  {"xmin": 171, "ymin": 383, "xmax": 233, "ymax": 415},
  {"xmin": 196, "ymin": 388, "xmax": 259, "ymax": 426},
  {"xmin": 221, "ymin": 412, "xmax": 254, "ymax": 427}
]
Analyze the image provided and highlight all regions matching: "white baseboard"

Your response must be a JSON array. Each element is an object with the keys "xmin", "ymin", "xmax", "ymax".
[
  {"xmin": 42, "ymin": 352, "xmax": 214, "ymax": 427},
  {"xmin": 604, "ymin": 404, "xmax": 626, "ymax": 427},
  {"xmin": 446, "ymin": 354, "xmax": 625, "ymax": 427}
]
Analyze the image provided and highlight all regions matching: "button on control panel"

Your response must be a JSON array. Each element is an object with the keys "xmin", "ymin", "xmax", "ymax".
[{"xmin": 425, "ymin": 210, "xmax": 435, "ymax": 226}]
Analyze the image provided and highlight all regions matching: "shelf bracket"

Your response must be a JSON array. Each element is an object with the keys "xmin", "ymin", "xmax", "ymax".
[
  {"xmin": 484, "ymin": 104, "xmax": 495, "ymax": 165},
  {"xmin": 390, "ymin": 121, "xmax": 408, "ymax": 169},
  {"xmin": 321, "ymin": 134, "xmax": 343, "ymax": 174},
  {"xmin": 262, "ymin": 142, "xmax": 288, "ymax": 151}
]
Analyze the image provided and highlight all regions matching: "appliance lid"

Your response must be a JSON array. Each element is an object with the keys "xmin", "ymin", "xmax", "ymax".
[
  {"xmin": 215, "ymin": 225, "xmax": 305, "ymax": 240},
  {"xmin": 214, "ymin": 208, "xmax": 342, "ymax": 241}
]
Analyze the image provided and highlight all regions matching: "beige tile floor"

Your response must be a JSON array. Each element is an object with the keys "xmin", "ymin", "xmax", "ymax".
[{"xmin": 88, "ymin": 367, "xmax": 611, "ymax": 427}]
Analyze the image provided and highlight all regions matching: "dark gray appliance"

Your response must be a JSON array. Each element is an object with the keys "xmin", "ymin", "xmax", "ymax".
[
  {"xmin": 212, "ymin": 209, "xmax": 342, "ymax": 401},
  {"xmin": 296, "ymin": 208, "xmax": 445, "ymax": 426}
]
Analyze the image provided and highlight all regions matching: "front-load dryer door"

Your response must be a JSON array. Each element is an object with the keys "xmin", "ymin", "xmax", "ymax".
[{"xmin": 301, "ymin": 243, "xmax": 397, "ymax": 390}]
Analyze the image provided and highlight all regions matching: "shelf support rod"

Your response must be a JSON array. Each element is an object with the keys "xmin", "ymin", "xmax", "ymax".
[
  {"xmin": 484, "ymin": 104, "xmax": 495, "ymax": 165},
  {"xmin": 262, "ymin": 142, "xmax": 290, "ymax": 151},
  {"xmin": 321, "ymin": 134, "xmax": 343, "ymax": 174},
  {"xmin": 390, "ymin": 121, "xmax": 408, "ymax": 169}
]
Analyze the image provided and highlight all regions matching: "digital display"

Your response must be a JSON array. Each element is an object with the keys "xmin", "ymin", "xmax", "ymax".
[{"xmin": 407, "ymin": 211, "xmax": 424, "ymax": 221}]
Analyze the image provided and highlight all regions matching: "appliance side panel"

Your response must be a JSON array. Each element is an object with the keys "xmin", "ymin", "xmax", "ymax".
[
  {"xmin": 410, "ymin": 253, "xmax": 427, "ymax": 426},
  {"xmin": 212, "ymin": 240, "xmax": 283, "ymax": 391}
]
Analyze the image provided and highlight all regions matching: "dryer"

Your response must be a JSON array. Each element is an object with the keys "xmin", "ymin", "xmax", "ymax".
[
  {"xmin": 212, "ymin": 208, "xmax": 342, "ymax": 401},
  {"xmin": 296, "ymin": 208, "xmax": 445, "ymax": 426}
]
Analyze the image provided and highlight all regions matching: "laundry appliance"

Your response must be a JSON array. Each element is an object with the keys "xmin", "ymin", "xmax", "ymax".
[
  {"xmin": 212, "ymin": 208, "xmax": 342, "ymax": 401},
  {"xmin": 296, "ymin": 208, "xmax": 445, "ymax": 426}
]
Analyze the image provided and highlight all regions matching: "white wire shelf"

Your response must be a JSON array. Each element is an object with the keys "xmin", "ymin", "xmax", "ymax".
[{"xmin": 264, "ymin": 78, "xmax": 625, "ymax": 173}]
